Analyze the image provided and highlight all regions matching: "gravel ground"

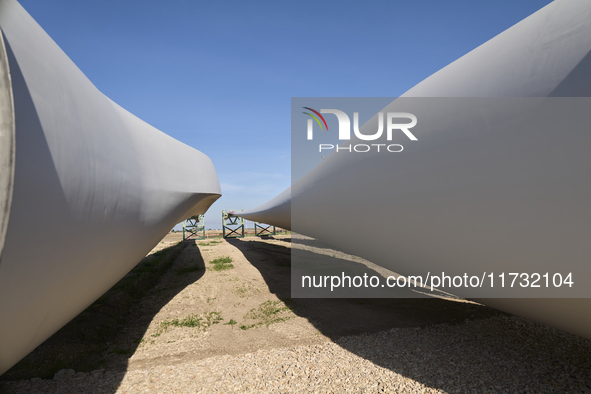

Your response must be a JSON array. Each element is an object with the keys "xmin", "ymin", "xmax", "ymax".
[{"xmin": 2, "ymin": 314, "xmax": 591, "ymax": 393}]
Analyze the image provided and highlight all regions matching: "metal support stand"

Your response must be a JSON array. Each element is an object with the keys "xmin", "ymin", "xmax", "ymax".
[
  {"xmin": 255, "ymin": 222, "xmax": 276, "ymax": 236},
  {"xmin": 222, "ymin": 210, "xmax": 244, "ymax": 238},
  {"xmin": 182, "ymin": 215, "xmax": 205, "ymax": 240}
]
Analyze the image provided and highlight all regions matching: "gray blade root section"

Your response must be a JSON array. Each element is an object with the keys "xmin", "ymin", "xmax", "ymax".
[
  {"xmin": 235, "ymin": 0, "xmax": 591, "ymax": 340},
  {"xmin": 0, "ymin": 0, "xmax": 221, "ymax": 374}
]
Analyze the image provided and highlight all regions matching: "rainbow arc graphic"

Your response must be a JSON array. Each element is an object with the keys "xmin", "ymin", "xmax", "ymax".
[{"xmin": 302, "ymin": 107, "xmax": 328, "ymax": 131}]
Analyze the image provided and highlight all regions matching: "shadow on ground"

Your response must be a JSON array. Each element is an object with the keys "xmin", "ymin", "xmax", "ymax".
[
  {"xmin": 226, "ymin": 237, "xmax": 591, "ymax": 393},
  {"xmin": 226, "ymin": 237, "xmax": 500, "ymax": 338},
  {"xmin": 0, "ymin": 240, "xmax": 206, "ymax": 385}
]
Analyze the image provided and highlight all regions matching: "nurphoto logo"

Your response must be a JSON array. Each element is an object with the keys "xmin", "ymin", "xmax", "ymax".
[{"xmin": 303, "ymin": 107, "xmax": 417, "ymax": 153}]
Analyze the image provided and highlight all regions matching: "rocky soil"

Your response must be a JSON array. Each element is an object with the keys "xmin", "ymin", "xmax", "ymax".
[{"xmin": 1, "ymin": 234, "xmax": 590, "ymax": 393}]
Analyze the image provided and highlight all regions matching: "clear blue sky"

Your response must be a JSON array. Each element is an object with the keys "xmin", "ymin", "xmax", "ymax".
[{"xmin": 20, "ymin": 0, "xmax": 552, "ymax": 229}]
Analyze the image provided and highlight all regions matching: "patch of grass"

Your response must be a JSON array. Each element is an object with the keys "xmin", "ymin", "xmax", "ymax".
[
  {"xmin": 243, "ymin": 300, "xmax": 293, "ymax": 328},
  {"xmin": 208, "ymin": 256, "xmax": 234, "ymax": 271},
  {"xmin": 156, "ymin": 311, "xmax": 223, "ymax": 336},
  {"xmin": 198, "ymin": 240, "xmax": 222, "ymax": 246},
  {"xmin": 224, "ymin": 319, "xmax": 238, "ymax": 329},
  {"xmin": 235, "ymin": 283, "xmax": 260, "ymax": 298},
  {"xmin": 235, "ymin": 285, "xmax": 248, "ymax": 298}
]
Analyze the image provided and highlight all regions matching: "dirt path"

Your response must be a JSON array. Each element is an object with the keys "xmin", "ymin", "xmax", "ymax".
[
  {"xmin": 126, "ymin": 235, "xmax": 328, "ymax": 370},
  {"xmin": 118, "ymin": 234, "xmax": 500, "ymax": 373},
  {"xmin": 0, "ymin": 233, "xmax": 501, "ymax": 386}
]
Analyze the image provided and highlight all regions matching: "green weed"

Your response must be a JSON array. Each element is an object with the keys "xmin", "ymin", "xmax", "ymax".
[
  {"xmin": 224, "ymin": 319, "xmax": 238, "ymax": 329},
  {"xmin": 243, "ymin": 300, "xmax": 293, "ymax": 328},
  {"xmin": 157, "ymin": 311, "xmax": 223, "ymax": 335},
  {"xmin": 208, "ymin": 256, "xmax": 234, "ymax": 271},
  {"xmin": 235, "ymin": 283, "xmax": 260, "ymax": 298}
]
